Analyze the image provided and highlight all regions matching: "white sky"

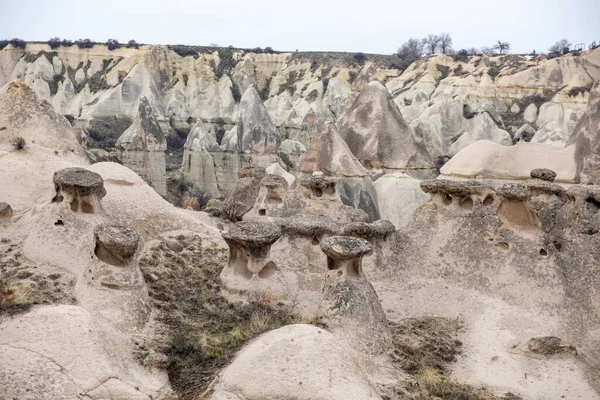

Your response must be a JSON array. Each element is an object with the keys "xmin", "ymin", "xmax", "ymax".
[{"xmin": 1, "ymin": 0, "xmax": 599, "ymax": 54}]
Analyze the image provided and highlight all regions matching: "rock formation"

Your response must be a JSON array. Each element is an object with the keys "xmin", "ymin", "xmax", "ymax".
[
  {"xmin": 181, "ymin": 117, "xmax": 222, "ymax": 196},
  {"xmin": 300, "ymin": 122, "xmax": 367, "ymax": 177},
  {"xmin": 237, "ymin": 85, "xmax": 281, "ymax": 159},
  {"xmin": 52, "ymin": 167, "xmax": 106, "ymax": 214},
  {"xmin": 0, "ymin": 202, "xmax": 13, "ymax": 226},
  {"xmin": 569, "ymin": 78, "xmax": 600, "ymax": 184},
  {"xmin": 337, "ymin": 81, "xmax": 434, "ymax": 172},
  {"xmin": 116, "ymin": 97, "xmax": 167, "ymax": 196}
]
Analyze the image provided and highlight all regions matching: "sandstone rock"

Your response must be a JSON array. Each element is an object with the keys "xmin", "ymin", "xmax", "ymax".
[
  {"xmin": 530, "ymin": 168, "xmax": 557, "ymax": 182},
  {"xmin": 448, "ymin": 112, "xmax": 512, "ymax": 155},
  {"xmin": 336, "ymin": 177, "xmax": 380, "ymax": 221},
  {"xmin": 568, "ymin": 79, "xmax": 600, "ymax": 184},
  {"xmin": 116, "ymin": 97, "xmax": 167, "ymax": 196},
  {"xmin": 94, "ymin": 223, "xmax": 140, "ymax": 265},
  {"xmin": 211, "ymin": 324, "xmax": 382, "ymax": 400},
  {"xmin": 300, "ymin": 122, "xmax": 368, "ymax": 177},
  {"xmin": 181, "ymin": 118, "xmax": 222, "ymax": 196},
  {"xmin": 511, "ymin": 103, "xmax": 521, "ymax": 113},
  {"xmin": 319, "ymin": 236, "xmax": 391, "ymax": 355},
  {"xmin": 238, "ymin": 85, "xmax": 281, "ymax": 154},
  {"xmin": 337, "ymin": 81, "xmax": 433, "ymax": 170},
  {"xmin": 52, "ymin": 167, "xmax": 106, "ymax": 213},
  {"xmin": 524, "ymin": 103, "xmax": 538, "ymax": 123},
  {"xmin": 373, "ymin": 173, "xmax": 430, "ymax": 228},
  {"xmin": 0, "ymin": 305, "xmax": 172, "ymax": 400},
  {"xmin": 265, "ymin": 162, "xmax": 296, "ymax": 188},
  {"xmin": 440, "ymin": 140, "xmax": 577, "ymax": 183}
]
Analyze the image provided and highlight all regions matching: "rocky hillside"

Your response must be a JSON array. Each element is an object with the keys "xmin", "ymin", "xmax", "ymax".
[
  {"xmin": 1, "ymin": 43, "xmax": 598, "ymax": 158},
  {"xmin": 2, "ymin": 42, "xmax": 600, "ymax": 226}
]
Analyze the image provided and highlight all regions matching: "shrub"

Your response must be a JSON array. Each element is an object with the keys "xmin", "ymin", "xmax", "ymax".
[
  {"xmin": 452, "ymin": 49, "xmax": 469, "ymax": 63},
  {"xmin": 487, "ymin": 66, "xmax": 500, "ymax": 78},
  {"xmin": 322, "ymin": 77, "xmax": 330, "ymax": 94},
  {"xmin": 126, "ymin": 39, "xmax": 139, "ymax": 49},
  {"xmin": 215, "ymin": 47, "xmax": 236, "ymax": 79},
  {"xmin": 568, "ymin": 86, "xmax": 589, "ymax": 97},
  {"xmin": 231, "ymin": 83, "xmax": 241, "ymax": 102},
  {"xmin": 61, "ymin": 39, "xmax": 73, "ymax": 47},
  {"xmin": 353, "ymin": 52, "xmax": 366, "ymax": 65},
  {"xmin": 9, "ymin": 38, "xmax": 26, "ymax": 49},
  {"xmin": 106, "ymin": 39, "xmax": 120, "ymax": 51},
  {"xmin": 436, "ymin": 64, "xmax": 450, "ymax": 81},
  {"xmin": 76, "ymin": 38, "xmax": 95, "ymax": 49},
  {"xmin": 170, "ymin": 45, "xmax": 199, "ymax": 58},
  {"xmin": 10, "ymin": 137, "xmax": 26, "ymax": 151},
  {"xmin": 0, "ymin": 40, "xmax": 9, "ymax": 50},
  {"xmin": 48, "ymin": 37, "xmax": 62, "ymax": 49},
  {"xmin": 264, "ymin": 46, "xmax": 274, "ymax": 53},
  {"xmin": 348, "ymin": 71, "xmax": 358, "ymax": 84}
]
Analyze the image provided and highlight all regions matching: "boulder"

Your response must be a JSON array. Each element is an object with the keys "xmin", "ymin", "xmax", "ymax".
[
  {"xmin": 238, "ymin": 86, "xmax": 281, "ymax": 154},
  {"xmin": 337, "ymin": 81, "xmax": 433, "ymax": 170},
  {"xmin": 530, "ymin": 168, "xmax": 557, "ymax": 182},
  {"xmin": 527, "ymin": 336, "xmax": 576, "ymax": 355},
  {"xmin": 93, "ymin": 224, "xmax": 140, "ymax": 266},
  {"xmin": 0, "ymin": 201, "xmax": 12, "ymax": 226},
  {"xmin": 373, "ymin": 173, "xmax": 430, "ymax": 228},
  {"xmin": 0, "ymin": 305, "xmax": 171, "ymax": 400},
  {"xmin": 524, "ymin": 103, "xmax": 538, "ymax": 123},
  {"xmin": 211, "ymin": 324, "xmax": 382, "ymax": 400}
]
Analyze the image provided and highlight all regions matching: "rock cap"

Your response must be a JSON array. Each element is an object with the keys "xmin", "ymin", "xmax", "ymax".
[{"xmin": 320, "ymin": 236, "xmax": 371, "ymax": 260}]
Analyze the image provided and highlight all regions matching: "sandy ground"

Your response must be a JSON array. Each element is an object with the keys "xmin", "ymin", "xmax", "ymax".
[{"xmin": 374, "ymin": 278, "xmax": 599, "ymax": 400}]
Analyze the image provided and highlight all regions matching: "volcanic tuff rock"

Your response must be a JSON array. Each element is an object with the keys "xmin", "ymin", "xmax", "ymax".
[
  {"xmin": 300, "ymin": 121, "xmax": 367, "ymax": 177},
  {"xmin": 337, "ymin": 81, "xmax": 434, "ymax": 170},
  {"xmin": 237, "ymin": 85, "xmax": 281, "ymax": 155},
  {"xmin": 116, "ymin": 97, "xmax": 167, "ymax": 196},
  {"xmin": 568, "ymin": 78, "xmax": 600, "ymax": 184},
  {"xmin": 210, "ymin": 324, "xmax": 382, "ymax": 400}
]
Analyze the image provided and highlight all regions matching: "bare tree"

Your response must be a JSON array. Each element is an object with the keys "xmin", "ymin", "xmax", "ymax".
[
  {"xmin": 548, "ymin": 39, "xmax": 571, "ymax": 55},
  {"xmin": 439, "ymin": 33, "xmax": 453, "ymax": 54},
  {"xmin": 424, "ymin": 34, "xmax": 442, "ymax": 54},
  {"xmin": 493, "ymin": 41, "xmax": 510, "ymax": 54},
  {"xmin": 396, "ymin": 38, "xmax": 425, "ymax": 67}
]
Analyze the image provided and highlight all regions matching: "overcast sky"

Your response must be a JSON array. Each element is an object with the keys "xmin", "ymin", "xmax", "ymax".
[{"xmin": 1, "ymin": 0, "xmax": 599, "ymax": 54}]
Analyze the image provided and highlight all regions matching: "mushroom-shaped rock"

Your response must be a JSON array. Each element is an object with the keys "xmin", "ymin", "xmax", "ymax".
[
  {"xmin": 93, "ymin": 224, "xmax": 140, "ymax": 266},
  {"xmin": 530, "ymin": 168, "xmax": 557, "ymax": 182},
  {"xmin": 0, "ymin": 202, "xmax": 13, "ymax": 226},
  {"xmin": 252, "ymin": 174, "xmax": 290, "ymax": 217},
  {"xmin": 52, "ymin": 167, "xmax": 106, "ymax": 214},
  {"xmin": 222, "ymin": 221, "xmax": 282, "ymax": 278},
  {"xmin": 299, "ymin": 174, "xmax": 338, "ymax": 200},
  {"xmin": 278, "ymin": 215, "xmax": 342, "ymax": 238},
  {"xmin": 321, "ymin": 235, "xmax": 371, "ymax": 262},
  {"xmin": 342, "ymin": 220, "xmax": 396, "ymax": 238},
  {"xmin": 319, "ymin": 236, "xmax": 391, "ymax": 355}
]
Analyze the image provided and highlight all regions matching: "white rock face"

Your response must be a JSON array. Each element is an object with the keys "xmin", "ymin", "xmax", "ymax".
[
  {"xmin": 0, "ymin": 305, "xmax": 171, "ymax": 400},
  {"xmin": 116, "ymin": 97, "xmax": 167, "ymax": 196},
  {"xmin": 374, "ymin": 173, "xmax": 430, "ymax": 228},
  {"xmin": 440, "ymin": 140, "xmax": 577, "ymax": 182},
  {"xmin": 337, "ymin": 81, "xmax": 433, "ymax": 170},
  {"xmin": 524, "ymin": 103, "xmax": 538, "ymax": 123},
  {"xmin": 238, "ymin": 85, "xmax": 281, "ymax": 154},
  {"xmin": 182, "ymin": 118, "xmax": 222, "ymax": 196},
  {"xmin": 266, "ymin": 162, "xmax": 296, "ymax": 187},
  {"xmin": 211, "ymin": 324, "xmax": 382, "ymax": 400}
]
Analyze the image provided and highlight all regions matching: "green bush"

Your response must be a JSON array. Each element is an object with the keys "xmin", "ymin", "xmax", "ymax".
[
  {"xmin": 452, "ymin": 49, "xmax": 469, "ymax": 63},
  {"xmin": 170, "ymin": 46, "xmax": 199, "ymax": 58},
  {"xmin": 9, "ymin": 38, "xmax": 26, "ymax": 49},
  {"xmin": 76, "ymin": 38, "xmax": 95, "ymax": 49},
  {"xmin": 106, "ymin": 39, "xmax": 120, "ymax": 51},
  {"xmin": 48, "ymin": 37, "xmax": 62, "ymax": 49},
  {"xmin": 127, "ymin": 40, "xmax": 139, "ymax": 49},
  {"xmin": 0, "ymin": 40, "xmax": 8, "ymax": 50}
]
